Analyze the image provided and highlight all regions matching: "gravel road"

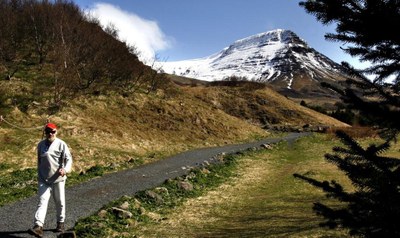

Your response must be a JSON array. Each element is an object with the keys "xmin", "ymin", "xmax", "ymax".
[{"xmin": 0, "ymin": 132, "xmax": 310, "ymax": 238}]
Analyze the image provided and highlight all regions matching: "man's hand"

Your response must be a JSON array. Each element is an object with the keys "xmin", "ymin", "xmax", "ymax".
[{"xmin": 58, "ymin": 168, "xmax": 66, "ymax": 177}]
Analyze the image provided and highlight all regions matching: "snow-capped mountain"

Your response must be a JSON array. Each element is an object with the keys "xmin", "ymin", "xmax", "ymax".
[{"xmin": 158, "ymin": 29, "xmax": 348, "ymax": 97}]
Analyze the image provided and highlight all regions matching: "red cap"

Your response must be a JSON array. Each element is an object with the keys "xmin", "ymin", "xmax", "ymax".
[{"xmin": 45, "ymin": 123, "xmax": 57, "ymax": 130}]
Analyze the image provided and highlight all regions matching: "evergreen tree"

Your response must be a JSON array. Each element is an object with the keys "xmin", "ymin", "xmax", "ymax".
[{"xmin": 294, "ymin": 0, "xmax": 400, "ymax": 237}]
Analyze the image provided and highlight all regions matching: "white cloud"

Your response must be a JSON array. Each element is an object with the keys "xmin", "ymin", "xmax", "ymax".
[{"xmin": 86, "ymin": 3, "xmax": 171, "ymax": 63}]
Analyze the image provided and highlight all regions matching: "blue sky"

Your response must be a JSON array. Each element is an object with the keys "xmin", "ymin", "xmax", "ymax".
[{"xmin": 74, "ymin": 0, "xmax": 364, "ymax": 68}]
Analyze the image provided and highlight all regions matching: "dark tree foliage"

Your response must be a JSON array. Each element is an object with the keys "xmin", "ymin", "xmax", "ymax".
[
  {"xmin": 0, "ymin": 0, "xmax": 160, "ymax": 109},
  {"xmin": 294, "ymin": 0, "xmax": 400, "ymax": 237},
  {"xmin": 300, "ymin": 0, "xmax": 400, "ymax": 82},
  {"xmin": 329, "ymin": 107, "xmax": 356, "ymax": 125}
]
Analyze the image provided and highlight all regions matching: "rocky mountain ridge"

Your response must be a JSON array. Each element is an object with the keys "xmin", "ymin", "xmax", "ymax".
[{"xmin": 159, "ymin": 29, "xmax": 348, "ymax": 98}]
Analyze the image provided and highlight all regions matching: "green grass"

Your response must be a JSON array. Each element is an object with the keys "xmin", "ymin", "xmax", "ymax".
[
  {"xmin": 0, "ymin": 168, "xmax": 37, "ymax": 206},
  {"xmin": 73, "ymin": 134, "xmax": 354, "ymax": 238},
  {"xmin": 174, "ymin": 135, "xmax": 349, "ymax": 238},
  {"xmin": 74, "ymin": 152, "xmax": 242, "ymax": 237}
]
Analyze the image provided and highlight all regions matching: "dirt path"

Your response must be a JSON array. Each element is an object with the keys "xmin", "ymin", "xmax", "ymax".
[{"xmin": 0, "ymin": 132, "xmax": 309, "ymax": 238}]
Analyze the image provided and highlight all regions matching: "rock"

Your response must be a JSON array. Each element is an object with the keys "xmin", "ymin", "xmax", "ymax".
[
  {"xmin": 97, "ymin": 209, "xmax": 108, "ymax": 218},
  {"xmin": 201, "ymin": 168, "xmax": 210, "ymax": 174},
  {"xmin": 109, "ymin": 162, "xmax": 119, "ymax": 169},
  {"xmin": 178, "ymin": 181, "xmax": 193, "ymax": 191},
  {"xmin": 139, "ymin": 207, "xmax": 146, "ymax": 214},
  {"xmin": 186, "ymin": 172, "xmax": 196, "ymax": 179},
  {"xmin": 112, "ymin": 207, "xmax": 133, "ymax": 219},
  {"xmin": 133, "ymin": 198, "xmax": 142, "ymax": 209},
  {"xmin": 154, "ymin": 187, "xmax": 169, "ymax": 195},
  {"xmin": 119, "ymin": 201, "xmax": 130, "ymax": 210},
  {"xmin": 145, "ymin": 190, "xmax": 164, "ymax": 204},
  {"xmin": 126, "ymin": 218, "xmax": 138, "ymax": 228},
  {"xmin": 261, "ymin": 143, "xmax": 273, "ymax": 150}
]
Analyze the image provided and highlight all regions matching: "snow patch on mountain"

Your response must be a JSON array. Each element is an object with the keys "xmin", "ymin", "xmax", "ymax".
[{"xmin": 156, "ymin": 29, "xmax": 344, "ymax": 90}]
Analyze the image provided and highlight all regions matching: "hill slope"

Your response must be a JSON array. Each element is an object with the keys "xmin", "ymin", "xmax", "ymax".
[
  {"xmin": 0, "ymin": 80, "xmax": 347, "ymax": 175},
  {"xmin": 183, "ymin": 82, "xmax": 347, "ymax": 130}
]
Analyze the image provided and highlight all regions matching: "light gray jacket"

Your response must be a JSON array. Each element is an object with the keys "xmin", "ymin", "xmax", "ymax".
[{"xmin": 37, "ymin": 138, "xmax": 73, "ymax": 184}]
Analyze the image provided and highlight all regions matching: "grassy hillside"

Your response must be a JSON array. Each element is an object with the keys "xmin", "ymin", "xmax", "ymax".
[
  {"xmin": 0, "ymin": 86, "xmax": 254, "ymax": 173},
  {"xmin": 184, "ymin": 82, "xmax": 348, "ymax": 129},
  {"xmin": 0, "ymin": 81, "xmax": 347, "ymax": 176}
]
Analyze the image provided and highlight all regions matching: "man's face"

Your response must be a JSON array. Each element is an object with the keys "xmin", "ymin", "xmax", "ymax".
[{"xmin": 45, "ymin": 128, "xmax": 57, "ymax": 141}]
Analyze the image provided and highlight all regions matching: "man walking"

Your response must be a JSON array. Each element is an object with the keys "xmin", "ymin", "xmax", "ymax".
[{"xmin": 28, "ymin": 123, "xmax": 73, "ymax": 237}]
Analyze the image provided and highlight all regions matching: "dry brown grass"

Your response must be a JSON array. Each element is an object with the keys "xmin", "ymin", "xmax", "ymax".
[
  {"xmin": 134, "ymin": 134, "xmax": 352, "ymax": 238},
  {"xmin": 0, "ymin": 86, "xmax": 268, "ymax": 173},
  {"xmin": 326, "ymin": 126, "xmax": 380, "ymax": 138},
  {"xmin": 0, "ymin": 82, "xmax": 347, "ymax": 176},
  {"xmin": 186, "ymin": 85, "xmax": 349, "ymax": 128}
]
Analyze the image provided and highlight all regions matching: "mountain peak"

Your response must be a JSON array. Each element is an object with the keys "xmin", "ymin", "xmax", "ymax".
[
  {"xmin": 233, "ymin": 29, "xmax": 300, "ymax": 46},
  {"xmin": 216, "ymin": 29, "xmax": 307, "ymax": 62},
  {"xmin": 158, "ymin": 29, "xmax": 347, "ymax": 97}
]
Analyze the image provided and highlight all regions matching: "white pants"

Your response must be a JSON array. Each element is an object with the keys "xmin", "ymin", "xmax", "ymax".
[{"xmin": 34, "ymin": 181, "xmax": 66, "ymax": 227}]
